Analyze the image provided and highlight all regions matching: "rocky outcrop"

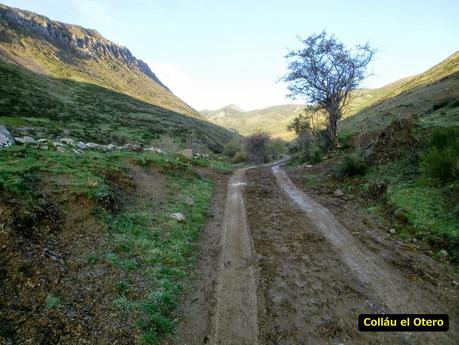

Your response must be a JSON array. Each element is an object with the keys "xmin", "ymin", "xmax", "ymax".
[
  {"xmin": 0, "ymin": 4, "xmax": 169, "ymax": 90},
  {"xmin": 0, "ymin": 126, "xmax": 14, "ymax": 148}
]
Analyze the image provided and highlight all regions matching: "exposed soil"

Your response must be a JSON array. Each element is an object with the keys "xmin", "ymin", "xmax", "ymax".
[
  {"xmin": 0, "ymin": 164, "xmax": 167, "ymax": 344},
  {"xmin": 270, "ymin": 165, "xmax": 458, "ymax": 344},
  {"xmin": 171, "ymin": 167, "xmax": 259, "ymax": 345},
  {"xmin": 246, "ymin": 167, "xmax": 404, "ymax": 345},
  {"xmin": 175, "ymin": 164, "xmax": 457, "ymax": 345},
  {"xmin": 2, "ymin": 162, "xmax": 457, "ymax": 345}
]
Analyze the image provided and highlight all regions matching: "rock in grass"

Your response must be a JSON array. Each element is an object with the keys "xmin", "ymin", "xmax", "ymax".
[
  {"xmin": 0, "ymin": 126, "xmax": 15, "ymax": 148},
  {"xmin": 185, "ymin": 196, "xmax": 194, "ymax": 206},
  {"xmin": 438, "ymin": 249, "xmax": 449, "ymax": 257},
  {"xmin": 170, "ymin": 212, "xmax": 186, "ymax": 222},
  {"xmin": 60, "ymin": 137, "xmax": 75, "ymax": 145},
  {"xmin": 177, "ymin": 148, "xmax": 193, "ymax": 160},
  {"xmin": 85, "ymin": 142, "xmax": 100, "ymax": 149},
  {"xmin": 15, "ymin": 136, "xmax": 37, "ymax": 145},
  {"xmin": 103, "ymin": 143, "xmax": 117, "ymax": 151},
  {"xmin": 388, "ymin": 228, "xmax": 396, "ymax": 234},
  {"xmin": 76, "ymin": 142, "xmax": 88, "ymax": 150},
  {"xmin": 333, "ymin": 189, "xmax": 344, "ymax": 197}
]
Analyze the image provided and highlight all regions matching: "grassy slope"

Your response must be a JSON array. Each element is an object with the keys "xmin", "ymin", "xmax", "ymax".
[
  {"xmin": 0, "ymin": 6, "xmax": 198, "ymax": 118},
  {"xmin": 202, "ymin": 104, "xmax": 305, "ymax": 140},
  {"xmin": 0, "ymin": 146, "xmax": 221, "ymax": 344},
  {"xmin": 202, "ymin": 52, "xmax": 459, "ymax": 141},
  {"xmin": 0, "ymin": 5, "xmax": 237, "ymax": 151},
  {"xmin": 0, "ymin": 60, "xmax": 234, "ymax": 151},
  {"xmin": 291, "ymin": 52, "xmax": 459, "ymax": 262},
  {"xmin": 340, "ymin": 51, "xmax": 459, "ymax": 138}
]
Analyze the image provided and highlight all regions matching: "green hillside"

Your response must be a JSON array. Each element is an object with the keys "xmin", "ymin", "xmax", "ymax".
[
  {"xmin": 201, "ymin": 104, "xmax": 305, "ymax": 140},
  {"xmin": 340, "ymin": 51, "xmax": 459, "ymax": 139},
  {"xmin": 202, "ymin": 52, "xmax": 459, "ymax": 141},
  {"xmin": 288, "ymin": 51, "xmax": 459, "ymax": 262},
  {"xmin": 0, "ymin": 61, "xmax": 233, "ymax": 151},
  {"xmin": 0, "ymin": 4, "xmax": 234, "ymax": 151}
]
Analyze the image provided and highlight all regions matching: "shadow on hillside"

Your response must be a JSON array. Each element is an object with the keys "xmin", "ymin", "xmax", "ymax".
[{"xmin": 0, "ymin": 60, "xmax": 235, "ymax": 151}]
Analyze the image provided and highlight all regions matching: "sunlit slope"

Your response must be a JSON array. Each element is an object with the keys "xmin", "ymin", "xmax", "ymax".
[
  {"xmin": 340, "ymin": 51, "xmax": 459, "ymax": 137},
  {"xmin": 0, "ymin": 4, "xmax": 236, "ymax": 151}
]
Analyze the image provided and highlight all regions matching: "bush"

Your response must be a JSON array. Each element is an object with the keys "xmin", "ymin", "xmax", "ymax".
[
  {"xmin": 266, "ymin": 138, "xmax": 287, "ymax": 161},
  {"xmin": 246, "ymin": 130, "xmax": 271, "ymax": 163},
  {"xmin": 335, "ymin": 149, "xmax": 368, "ymax": 177},
  {"xmin": 232, "ymin": 151, "xmax": 247, "ymax": 163},
  {"xmin": 223, "ymin": 140, "xmax": 243, "ymax": 158},
  {"xmin": 420, "ymin": 127, "xmax": 459, "ymax": 182}
]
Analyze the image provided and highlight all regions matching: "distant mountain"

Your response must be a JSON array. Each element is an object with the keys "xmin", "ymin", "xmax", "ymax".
[
  {"xmin": 202, "ymin": 52, "xmax": 459, "ymax": 141},
  {"xmin": 0, "ymin": 4, "xmax": 234, "ymax": 150},
  {"xmin": 201, "ymin": 104, "xmax": 305, "ymax": 140}
]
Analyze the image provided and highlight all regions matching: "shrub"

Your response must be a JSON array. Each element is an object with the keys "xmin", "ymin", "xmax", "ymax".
[
  {"xmin": 335, "ymin": 149, "xmax": 368, "ymax": 177},
  {"xmin": 152, "ymin": 134, "xmax": 181, "ymax": 154},
  {"xmin": 246, "ymin": 130, "xmax": 271, "ymax": 163},
  {"xmin": 223, "ymin": 140, "xmax": 243, "ymax": 158},
  {"xmin": 420, "ymin": 127, "xmax": 459, "ymax": 182},
  {"xmin": 266, "ymin": 138, "xmax": 287, "ymax": 161},
  {"xmin": 232, "ymin": 151, "xmax": 247, "ymax": 163}
]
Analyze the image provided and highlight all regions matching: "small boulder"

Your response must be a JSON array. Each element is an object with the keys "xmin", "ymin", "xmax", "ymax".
[
  {"xmin": 76, "ymin": 142, "xmax": 88, "ymax": 150},
  {"xmin": 177, "ymin": 148, "xmax": 193, "ymax": 160},
  {"xmin": 103, "ymin": 144, "xmax": 117, "ymax": 151},
  {"xmin": 333, "ymin": 189, "xmax": 344, "ymax": 197},
  {"xmin": 438, "ymin": 249, "xmax": 449, "ymax": 257},
  {"xmin": 86, "ymin": 142, "xmax": 100, "ymax": 149},
  {"xmin": 0, "ymin": 126, "xmax": 15, "ymax": 148},
  {"xmin": 170, "ymin": 212, "xmax": 186, "ymax": 222},
  {"xmin": 14, "ymin": 136, "xmax": 36, "ymax": 145},
  {"xmin": 388, "ymin": 228, "xmax": 396, "ymax": 234},
  {"xmin": 122, "ymin": 143, "xmax": 141, "ymax": 151},
  {"xmin": 185, "ymin": 196, "xmax": 194, "ymax": 206},
  {"xmin": 60, "ymin": 138, "xmax": 75, "ymax": 145},
  {"xmin": 53, "ymin": 141, "xmax": 65, "ymax": 148}
]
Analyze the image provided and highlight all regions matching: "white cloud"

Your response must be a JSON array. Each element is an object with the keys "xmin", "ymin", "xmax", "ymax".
[{"xmin": 149, "ymin": 62, "xmax": 296, "ymax": 111}]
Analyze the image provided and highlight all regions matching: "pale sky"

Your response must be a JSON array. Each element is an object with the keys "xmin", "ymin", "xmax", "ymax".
[{"xmin": 3, "ymin": 0, "xmax": 458, "ymax": 110}]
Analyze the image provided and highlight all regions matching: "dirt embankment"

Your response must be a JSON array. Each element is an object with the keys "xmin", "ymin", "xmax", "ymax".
[{"xmin": 0, "ymin": 165, "xmax": 165, "ymax": 344}]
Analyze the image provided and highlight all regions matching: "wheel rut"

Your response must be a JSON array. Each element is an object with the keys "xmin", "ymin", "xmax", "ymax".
[{"xmin": 210, "ymin": 168, "xmax": 259, "ymax": 345}]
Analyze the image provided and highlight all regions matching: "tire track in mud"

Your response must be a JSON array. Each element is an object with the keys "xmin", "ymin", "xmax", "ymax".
[
  {"xmin": 210, "ymin": 168, "xmax": 259, "ymax": 345},
  {"xmin": 271, "ymin": 164, "xmax": 457, "ymax": 344}
]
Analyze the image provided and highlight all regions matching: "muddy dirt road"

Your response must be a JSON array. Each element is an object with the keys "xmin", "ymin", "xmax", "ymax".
[{"xmin": 175, "ymin": 165, "xmax": 457, "ymax": 345}]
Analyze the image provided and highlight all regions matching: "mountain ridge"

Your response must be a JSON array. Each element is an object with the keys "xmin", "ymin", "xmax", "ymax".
[
  {"xmin": 0, "ymin": 3, "xmax": 199, "ymax": 118},
  {"xmin": 201, "ymin": 51, "xmax": 459, "ymax": 140},
  {"xmin": 0, "ymin": 3, "xmax": 235, "ymax": 151}
]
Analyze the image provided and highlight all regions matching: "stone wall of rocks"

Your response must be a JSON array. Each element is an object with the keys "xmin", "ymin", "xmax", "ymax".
[{"xmin": 1, "ymin": 125, "xmax": 210, "ymax": 160}]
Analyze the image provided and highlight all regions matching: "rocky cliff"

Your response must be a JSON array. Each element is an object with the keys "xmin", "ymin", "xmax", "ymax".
[
  {"xmin": 0, "ymin": 4, "xmax": 169, "ymax": 89},
  {"xmin": 0, "ymin": 3, "xmax": 199, "ymax": 117}
]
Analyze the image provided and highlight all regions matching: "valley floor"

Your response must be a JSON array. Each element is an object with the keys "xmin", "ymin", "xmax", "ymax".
[{"xmin": 174, "ymin": 164, "xmax": 458, "ymax": 345}]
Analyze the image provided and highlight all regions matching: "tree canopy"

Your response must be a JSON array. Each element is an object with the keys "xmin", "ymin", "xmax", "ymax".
[{"xmin": 283, "ymin": 31, "xmax": 375, "ymax": 145}]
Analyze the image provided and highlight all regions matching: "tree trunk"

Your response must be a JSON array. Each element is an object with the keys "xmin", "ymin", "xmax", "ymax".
[{"xmin": 327, "ymin": 106, "xmax": 341, "ymax": 148}]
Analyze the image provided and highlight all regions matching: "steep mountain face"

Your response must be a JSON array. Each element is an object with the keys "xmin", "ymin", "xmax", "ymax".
[
  {"xmin": 0, "ymin": 4, "xmax": 235, "ymax": 151},
  {"xmin": 0, "ymin": 4, "xmax": 198, "ymax": 117}
]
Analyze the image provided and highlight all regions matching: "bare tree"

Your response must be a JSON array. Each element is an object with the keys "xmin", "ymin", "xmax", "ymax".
[
  {"xmin": 282, "ymin": 31, "xmax": 375, "ymax": 146},
  {"xmin": 246, "ymin": 129, "xmax": 271, "ymax": 163}
]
